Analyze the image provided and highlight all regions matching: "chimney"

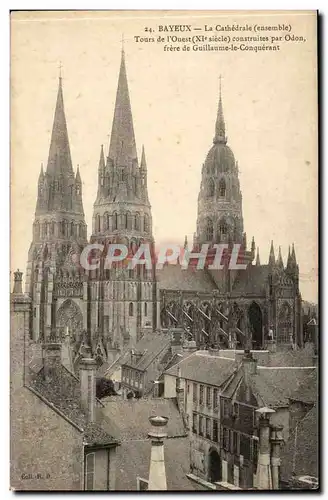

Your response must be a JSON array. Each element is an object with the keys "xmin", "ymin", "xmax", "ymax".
[
  {"xmin": 79, "ymin": 357, "xmax": 97, "ymax": 422},
  {"xmin": 183, "ymin": 340, "xmax": 197, "ymax": 353},
  {"xmin": 43, "ymin": 342, "xmax": 62, "ymax": 382},
  {"xmin": 270, "ymin": 425, "xmax": 284, "ymax": 489},
  {"xmin": 148, "ymin": 416, "xmax": 169, "ymax": 490},
  {"xmin": 13, "ymin": 269, "xmax": 23, "ymax": 295},
  {"xmin": 255, "ymin": 407, "xmax": 276, "ymax": 489}
]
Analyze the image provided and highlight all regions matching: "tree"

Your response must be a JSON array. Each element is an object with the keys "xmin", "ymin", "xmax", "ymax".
[{"xmin": 96, "ymin": 377, "xmax": 117, "ymax": 399}]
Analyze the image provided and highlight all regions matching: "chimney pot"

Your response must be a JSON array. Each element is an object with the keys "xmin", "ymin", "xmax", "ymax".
[{"xmin": 148, "ymin": 416, "xmax": 169, "ymax": 490}]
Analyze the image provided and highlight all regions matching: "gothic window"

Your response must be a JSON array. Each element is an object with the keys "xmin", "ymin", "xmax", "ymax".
[
  {"xmin": 206, "ymin": 178, "xmax": 215, "ymax": 198},
  {"xmin": 144, "ymin": 214, "xmax": 149, "ymax": 233},
  {"xmin": 144, "ymin": 302, "xmax": 148, "ymax": 317},
  {"xmin": 123, "ymin": 212, "xmax": 128, "ymax": 229},
  {"xmin": 113, "ymin": 212, "xmax": 118, "ymax": 230},
  {"xmin": 219, "ymin": 219, "xmax": 228, "ymax": 239},
  {"xmin": 219, "ymin": 178, "xmax": 226, "ymax": 198},
  {"xmin": 106, "ymin": 213, "xmax": 110, "ymax": 230},
  {"xmin": 278, "ymin": 302, "xmax": 293, "ymax": 344},
  {"xmin": 205, "ymin": 218, "xmax": 213, "ymax": 241},
  {"xmin": 127, "ymin": 211, "xmax": 132, "ymax": 230},
  {"xmin": 129, "ymin": 302, "xmax": 134, "ymax": 316},
  {"xmin": 135, "ymin": 213, "xmax": 140, "ymax": 231},
  {"xmin": 133, "ymin": 176, "xmax": 137, "ymax": 194},
  {"xmin": 70, "ymin": 221, "xmax": 74, "ymax": 237},
  {"xmin": 96, "ymin": 214, "xmax": 101, "ymax": 233},
  {"xmin": 51, "ymin": 221, "xmax": 55, "ymax": 237}
]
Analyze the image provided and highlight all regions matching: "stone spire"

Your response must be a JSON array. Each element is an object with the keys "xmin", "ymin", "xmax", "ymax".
[
  {"xmin": 268, "ymin": 241, "xmax": 275, "ymax": 267},
  {"xmin": 99, "ymin": 144, "xmax": 105, "ymax": 171},
  {"xmin": 46, "ymin": 75, "xmax": 73, "ymax": 177},
  {"xmin": 140, "ymin": 144, "xmax": 146, "ymax": 169},
  {"xmin": 277, "ymin": 246, "xmax": 284, "ymax": 270},
  {"xmin": 256, "ymin": 247, "xmax": 261, "ymax": 266},
  {"xmin": 213, "ymin": 75, "xmax": 227, "ymax": 145},
  {"xmin": 108, "ymin": 48, "xmax": 137, "ymax": 166}
]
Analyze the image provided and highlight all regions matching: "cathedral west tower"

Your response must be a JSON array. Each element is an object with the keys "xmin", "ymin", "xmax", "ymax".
[{"xmin": 89, "ymin": 47, "xmax": 156, "ymax": 352}]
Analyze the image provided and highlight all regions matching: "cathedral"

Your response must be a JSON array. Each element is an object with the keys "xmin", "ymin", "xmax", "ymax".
[{"xmin": 25, "ymin": 47, "xmax": 303, "ymax": 365}]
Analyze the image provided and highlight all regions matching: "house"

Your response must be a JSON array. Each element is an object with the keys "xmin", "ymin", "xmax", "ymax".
[
  {"xmin": 10, "ymin": 271, "xmax": 119, "ymax": 491},
  {"xmin": 98, "ymin": 398, "xmax": 206, "ymax": 490},
  {"xmin": 163, "ymin": 345, "xmax": 318, "ymax": 490}
]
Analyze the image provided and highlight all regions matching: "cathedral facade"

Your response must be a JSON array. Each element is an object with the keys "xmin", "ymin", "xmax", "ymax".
[{"xmin": 25, "ymin": 48, "xmax": 303, "ymax": 364}]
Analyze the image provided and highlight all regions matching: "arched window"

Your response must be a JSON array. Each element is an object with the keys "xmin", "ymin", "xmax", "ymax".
[
  {"xmin": 113, "ymin": 212, "xmax": 118, "ymax": 230},
  {"xmin": 219, "ymin": 219, "xmax": 228, "ymax": 240},
  {"xmin": 133, "ymin": 176, "xmax": 137, "ymax": 194},
  {"xmin": 127, "ymin": 211, "xmax": 131, "ymax": 230},
  {"xmin": 206, "ymin": 178, "xmax": 215, "ymax": 198},
  {"xmin": 96, "ymin": 214, "xmax": 101, "ymax": 233},
  {"xmin": 129, "ymin": 302, "xmax": 134, "ymax": 317},
  {"xmin": 51, "ymin": 221, "xmax": 55, "ymax": 237},
  {"xmin": 219, "ymin": 178, "xmax": 226, "ymax": 198},
  {"xmin": 135, "ymin": 213, "xmax": 140, "ymax": 231},
  {"xmin": 206, "ymin": 218, "xmax": 213, "ymax": 241},
  {"xmin": 71, "ymin": 221, "xmax": 74, "ymax": 237},
  {"xmin": 278, "ymin": 303, "xmax": 293, "ymax": 344},
  {"xmin": 144, "ymin": 214, "xmax": 149, "ymax": 233},
  {"xmin": 123, "ymin": 212, "xmax": 128, "ymax": 229},
  {"xmin": 144, "ymin": 302, "xmax": 148, "ymax": 317}
]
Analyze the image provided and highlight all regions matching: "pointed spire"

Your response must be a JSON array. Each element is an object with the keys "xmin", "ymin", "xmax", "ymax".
[
  {"xmin": 268, "ymin": 240, "xmax": 275, "ymax": 266},
  {"xmin": 256, "ymin": 247, "xmax": 261, "ymax": 266},
  {"xmin": 38, "ymin": 163, "xmax": 44, "ymax": 181},
  {"xmin": 140, "ymin": 144, "xmax": 147, "ymax": 169},
  {"xmin": 291, "ymin": 243, "xmax": 297, "ymax": 265},
  {"xmin": 213, "ymin": 75, "xmax": 227, "ymax": 145},
  {"xmin": 46, "ymin": 75, "xmax": 73, "ymax": 177},
  {"xmin": 277, "ymin": 246, "xmax": 284, "ymax": 270},
  {"xmin": 76, "ymin": 164, "xmax": 81, "ymax": 183},
  {"xmin": 108, "ymin": 49, "xmax": 137, "ymax": 166},
  {"xmin": 98, "ymin": 144, "xmax": 105, "ymax": 170}
]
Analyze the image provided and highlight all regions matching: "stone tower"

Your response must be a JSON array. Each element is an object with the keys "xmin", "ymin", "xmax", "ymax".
[
  {"xmin": 195, "ymin": 78, "xmax": 244, "ymax": 247},
  {"xmin": 89, "ymin": 48, "xmax": 156, "ymax": 351},
  {"xmin": 25, "ymin": 75, "xmax": 87, "ymax": 342}
]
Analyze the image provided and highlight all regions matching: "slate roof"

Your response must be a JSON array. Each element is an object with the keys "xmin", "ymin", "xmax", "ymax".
[
  {"xmin": 281, "ymin": 405, "xmax": 319, "ymax": 481},
  {"xmin": 288, "ymin": 369, "xmax": 318, "ymax": 404},
  {"xmin": 99, "ymin": 398, "xmax": 187, "ymax": 440},
  {"xmin": 123, "ymin": 331, "xmax": 171, "ymax": 371},
  {"xmin": 165, "ymin": 351, "xmax": 236, "ymax": 387},
  {"xmin": 251, "ymin": 367, "xmax": 316, "ymax": 407},
  {"xmin": 157, "ymin": 263, "xmax": 216, "ymax": 292},
  {"xmin": 267, "ymin": 348, "xmax": 315, "ymax": 368},
  {"xmin": 98, "ymin": 397, "xmax": 205, "ymax": 490},
  {"xmin": 29, "ymin": 364, "xmax": 117, "ymax": 446},
  {"xmin": 231, "ymin": 265, "xmax": 269, "ymax": 295}
]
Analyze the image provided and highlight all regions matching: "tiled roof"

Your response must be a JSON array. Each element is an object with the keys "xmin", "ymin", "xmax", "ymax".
[
  {"xmin": 165, "ymin": 351, "xmax": 236, "ymax": 387},
  {"xmin": 157, "ymin": 264, "xmax": 217, "ymax": 292},
  {"xmin": 123, "ymin": 331, "xmax": 171, "ymax": 371},
  {"xmin": 30, "ymin": 364, "xmax": 116, "ymax": 445},
  {"xmin": 231, "ymin": 265, "xmax": 269, "ymax": 295},
  {"xmin": 267, "ymin": 348, "xmax": 315, "ymax": 368},
  {"xmin": 281, "ymin": 405, "xmax": 318, "ymax": 481},
  {"xmin": 288, "ymin": 369, "xmax": 318, "ymax": 404},
  {"xmin": 114, "ymin": 438, "xmax": 206, "ymax": 491},
  {"xmin": 251, "ymin": 367, "xmax": 316, "ymax": 407},
  {"xmin": 99, "ymin": 398, "xmax": 187, "ymax": 440}
]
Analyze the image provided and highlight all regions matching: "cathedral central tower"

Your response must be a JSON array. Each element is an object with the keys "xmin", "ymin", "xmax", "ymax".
[{"xmin": 195, "ymin": 79, "xmax": 244, "ymax": 247}]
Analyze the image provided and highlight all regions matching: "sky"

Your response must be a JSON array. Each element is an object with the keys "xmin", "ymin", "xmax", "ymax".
[{"xmin": 10, "ymin": 10, "xmax": 318, "ymax": 302}]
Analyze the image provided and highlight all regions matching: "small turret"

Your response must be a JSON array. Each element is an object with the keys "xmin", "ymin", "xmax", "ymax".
[
  {"xmin": 251, "ymin": 236, "xmax": 256, "ymax": 259},
  {"xmin": 256, "ymin": 247, "xmax": 261, "ymax": 266}
]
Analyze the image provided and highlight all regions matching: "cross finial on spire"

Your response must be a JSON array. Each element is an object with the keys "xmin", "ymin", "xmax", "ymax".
[{"xmin": 58, "ymin": 61, "xmax": 63, "ymax": 80}]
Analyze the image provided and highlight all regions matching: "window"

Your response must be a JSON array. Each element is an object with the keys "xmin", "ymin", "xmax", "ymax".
[
  {"xmin": 233, "ymin": 431, "xmax": 240, "ymax": 455},
  {"xmin": 129, "ymin": 302, "xmax": 134, "ymax": 316},
  {"xmin": 206, "ymin": 387, "xmax": 212, "ymax": 408},
  {"xmin": 206, "ymin": 418, "xmax": 211, "ymax": 440},
  {"xmin": 199, "ymin": 385, "xmax": 204, "ymax": 405},
  {"xmin": 144, "ymin": 302, "xmax": 148, "ymax": 316},
  {"xmin": 96, "ymin": 214, "xmax": 101, "ymax": 233},
  {"xmin": 135, "ymin": 213, "xmax": 140, "ymax": 231},
  {"xmin": 213, "ymin": 419, "xmax": 219, "ymax": 442},
  {"xmin": 137, "ymin": 477, "xmax": 148, "ymax": 491},
  {"xmin": 123, "ymin": 212, "xmax": 128, "ymax": 229},
  {"xmin": 199, "ymin": 415, "xmax": 204, "ymax": 436},
  {"xmin": 223, "ymin": 427, "xmax": 230, "ymax": 451},
  {"xmin": 205, "ymin": 218, "xmax": 213, "ymax": 241},
  {"xmin": 192, "ymin": 413, "xmax": 197, "ymax": 434},
  {"xmin": 219, "ymin": 220, "xmax": 228, "ymax": 238},
  {"xmin": 144, "ymin": 214, "xmax": 149, "ymax": 233},
  {"xmin": 222, "ymin": 399, "xmax": 231, "ymax": 419},
  {"xmin": 85, "ymin": 452, "xmax": 95, "ymax": 490},
  {"xmin": 240, "ymin": 434, "xmax": 251, "ymax": 460},
  {"xmin": 206, "ymin": 178, "xmax": 215, "ymax": 198},
  {"xmin": 219, "ymin": 178, "xmax": 226, "ymax": 197},
  {"xmin": 193, "ymin": 383, "xmax": 197, "ymax": 403},
  {"xmin": 113, "ymin": 212, "xmax": 118, "ymax": 230},
  {"xmin": 213, "ymin": 388, "xmax": 218, "ymax": 409},
  {"xmin": 233, "ymin": 402, "xmax": 239, "ymax": 419}
]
